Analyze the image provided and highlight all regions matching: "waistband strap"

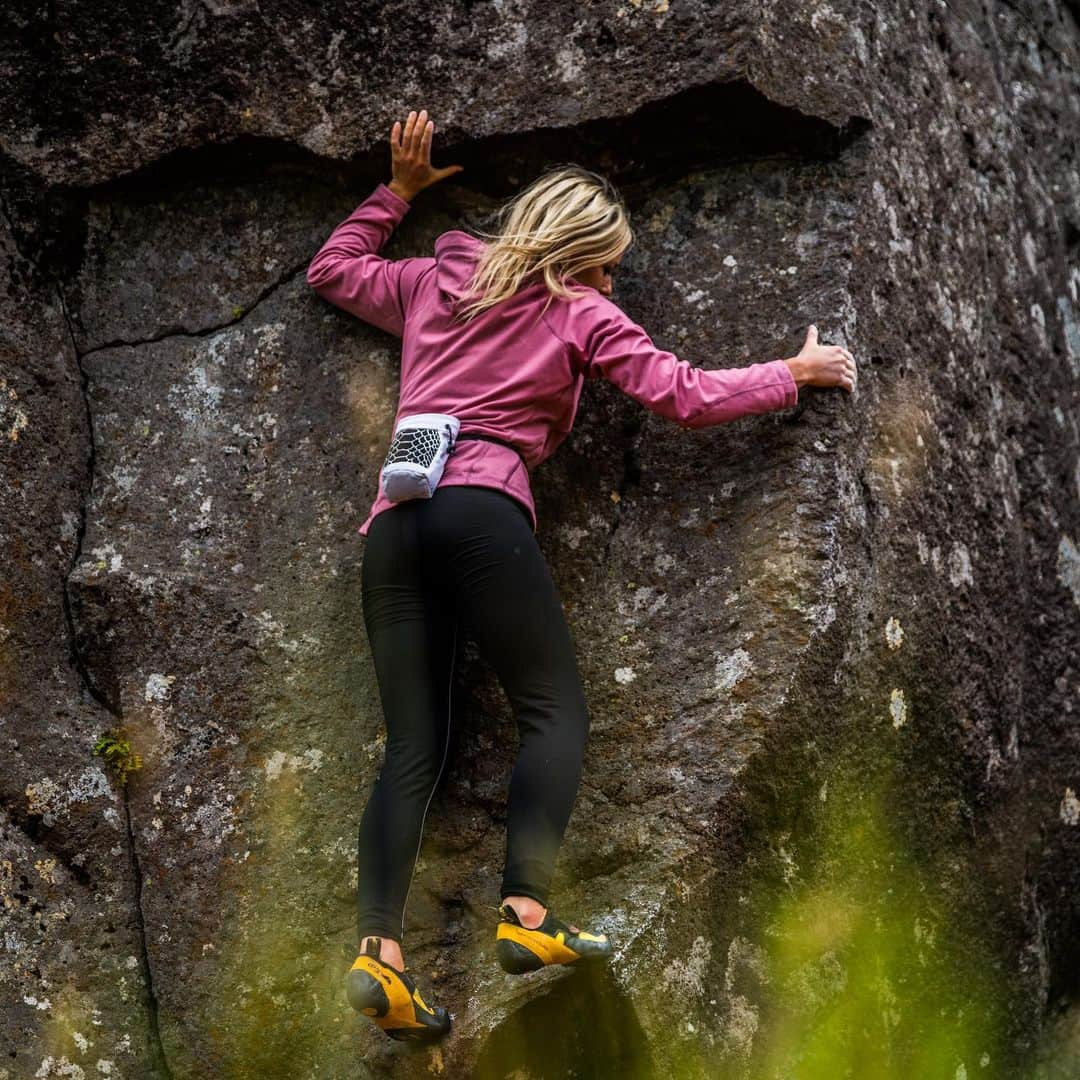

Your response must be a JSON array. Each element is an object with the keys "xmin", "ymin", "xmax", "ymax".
[{"xmin": 453, "ymin": 432, "xmax": 525, "ymax": 462}]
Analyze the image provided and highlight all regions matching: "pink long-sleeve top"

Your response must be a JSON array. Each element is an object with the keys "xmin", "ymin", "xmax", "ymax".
[{"xmin": 306, "ymin": 182, "xmax": 800, "ymax": 537}]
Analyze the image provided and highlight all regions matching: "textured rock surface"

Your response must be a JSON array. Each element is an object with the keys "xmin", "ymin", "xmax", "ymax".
[{"xmin": 1, "ymin": 1, "xmax": 1078, "ymax": 1077}]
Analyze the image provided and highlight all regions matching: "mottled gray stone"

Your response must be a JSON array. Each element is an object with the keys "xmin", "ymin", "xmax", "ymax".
[{"xmin": 1, "ymin": 1, "xmax": 1078, "ymax": 1077}]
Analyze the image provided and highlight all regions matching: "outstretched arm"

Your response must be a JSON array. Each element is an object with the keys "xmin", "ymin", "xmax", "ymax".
[
  {"xmin": 576, "ymin": 296, "xmax": 800, "ymax": 428},
  {"xmin": 305, "ymin": 183, "xmax": 428, "ymax": 337},
  {"xmin": 305, "ymin": 108, "xmax": 464, "ymax": 337}
]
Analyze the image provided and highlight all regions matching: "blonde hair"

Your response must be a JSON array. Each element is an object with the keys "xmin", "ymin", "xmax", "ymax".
[{"xmin": 451, "ymin": 164, "xmax": 633, "ymax": 323}]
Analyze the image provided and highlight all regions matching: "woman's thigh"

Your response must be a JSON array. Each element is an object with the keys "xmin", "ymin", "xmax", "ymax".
[
  {"xmin": 361, "ymin": 502, "xmax": 459, "ymax": 759},
  {"xmin": 427, "ymin": 487, "xmax": 588, "ymax": 730}
]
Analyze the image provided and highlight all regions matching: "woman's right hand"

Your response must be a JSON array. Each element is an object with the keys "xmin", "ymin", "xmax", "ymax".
[
  {"xmin": 785, "ymin": 325, "xmax": 857, "ymax": 392},
  {"xmin": 388, "ymin": 108, "xmax": 464, "ymax": 202}
]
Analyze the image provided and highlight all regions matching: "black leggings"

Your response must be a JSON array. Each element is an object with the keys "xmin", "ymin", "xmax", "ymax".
[{"xmin": 357, "ymin": 484, "xmax": 590, "ymax": 943}]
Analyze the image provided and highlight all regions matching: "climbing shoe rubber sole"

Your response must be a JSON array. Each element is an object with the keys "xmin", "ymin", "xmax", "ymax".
[
  {"xmin": 495, "ymin": 903, "xmax": 612, "ymax": 974},
  {"xmin": 345, "ymin": 954, "xmax": 450, "ymax": 1042}
]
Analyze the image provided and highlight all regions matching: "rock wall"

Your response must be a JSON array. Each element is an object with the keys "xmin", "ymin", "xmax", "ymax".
[{"xmin": 1, "ymin": 1, "xmax": 1078, "ymax": 1077}]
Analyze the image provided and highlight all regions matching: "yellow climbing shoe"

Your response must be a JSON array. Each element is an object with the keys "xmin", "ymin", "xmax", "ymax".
[
  {"xmin": 345, "ymin": 937, "xmax": 451, "ymax": 1042},
  {"xmin": 495, "ymin": 902, "xmax": 613, "ymax": 974}
]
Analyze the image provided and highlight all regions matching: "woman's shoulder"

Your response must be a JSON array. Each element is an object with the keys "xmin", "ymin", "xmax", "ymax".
[
  {"xmin": 434, "ymin": 228, "xmax": 484, "ymax": 251},
  {"xmin": 543, "ymin": 285, "xmax": 630, "ymax": 341}
]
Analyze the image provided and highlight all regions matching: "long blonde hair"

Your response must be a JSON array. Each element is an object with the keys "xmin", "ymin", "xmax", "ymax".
[{"xmin": 452, "ymin": 164, "xmax": 633, "ymax": 323}]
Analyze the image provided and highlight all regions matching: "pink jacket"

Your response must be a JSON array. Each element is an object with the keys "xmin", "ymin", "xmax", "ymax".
[{"xmin": 306, "ymin": 182, "xmax": 800, "ymax": 537}]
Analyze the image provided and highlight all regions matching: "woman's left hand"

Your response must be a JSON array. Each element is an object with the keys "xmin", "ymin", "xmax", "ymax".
[{"xmin": 388, "ymin": 108, "xmax": 464, "ymax": 202}]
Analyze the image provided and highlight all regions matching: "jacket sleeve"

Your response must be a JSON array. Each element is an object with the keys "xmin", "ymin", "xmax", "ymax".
[
  {"xmin": 576, "ymin": 297, "xmax": 799, "ymax": 428},
  {"xmin": 305, "ymin": 182, "xmax": 434, "ymax": 338}
]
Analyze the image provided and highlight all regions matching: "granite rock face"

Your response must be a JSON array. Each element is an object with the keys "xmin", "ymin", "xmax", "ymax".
[{"xmin": 1, "ymin": 1, "xmax": 1078, "ymax": 1077}]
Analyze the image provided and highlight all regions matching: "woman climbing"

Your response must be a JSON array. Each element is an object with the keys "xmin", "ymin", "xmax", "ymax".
[{"xmin": 306, "ymin": 107, "xmax": 857, "ymax": 1043}]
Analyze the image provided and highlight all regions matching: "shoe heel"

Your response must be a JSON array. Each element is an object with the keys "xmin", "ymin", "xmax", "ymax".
[
  {"xmin": 346, "ymin": 967, "xmax": 391, "ymax": 1017},
  {"xmin": 496, "ymin": 938, "xmax": 545, "ymax": 974}
]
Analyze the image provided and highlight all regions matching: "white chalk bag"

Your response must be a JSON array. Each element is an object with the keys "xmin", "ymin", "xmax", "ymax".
[{"xmin": 379, "ymin": 412, "xmax": 461, "ymax": 503}]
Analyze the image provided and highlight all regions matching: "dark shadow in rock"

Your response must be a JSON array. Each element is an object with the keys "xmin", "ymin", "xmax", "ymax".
[
  {"xmin": 68, "ymin": 76, "xmax": 870, "ymax": 216},
  {"xmin": 65, "ymin": 574, "xmax": 124, "ymax": 715},
  {"xmin": 471, "ymin": 964, "xmax": 655, "ymax": 1080},
  {"xmin": 445, "ymin": 78, "xmax": 869, "ymax": 201}
]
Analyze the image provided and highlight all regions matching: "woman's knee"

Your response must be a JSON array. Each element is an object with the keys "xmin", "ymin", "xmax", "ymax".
[
  {"xmin": 379, "ymin": 740, "xmax": 448, "ymax": 794},
  {"xmin": 520, "ymin": 703, "xmax": 590, "ymax": 763}
]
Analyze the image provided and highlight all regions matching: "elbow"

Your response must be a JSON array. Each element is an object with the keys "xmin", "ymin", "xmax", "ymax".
[
  {"xmin": 306, "ymin": 255, "xmax": 333, "ymax": 292},
  {"xmin": 676, "ymin": 403, "xmax": 710, "ymax": 430}
]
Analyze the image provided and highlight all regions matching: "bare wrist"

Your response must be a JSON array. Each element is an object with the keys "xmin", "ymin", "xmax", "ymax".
[
  {"xmin": 387, "ymin": 178, "xmax": 416, "ymax": 202},
  {"xmin": 784, "ymin": 357, "xmax": 807, "ymax": 388}
]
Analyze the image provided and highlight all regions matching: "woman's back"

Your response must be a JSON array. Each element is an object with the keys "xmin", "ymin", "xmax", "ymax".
[
  {"xmin": 307, "ymin": 181, "xmax": 798, "ymax": 538},
  {"xmin": 396, "ymin": 227, "xmax": 588, "ymax": 468}
]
